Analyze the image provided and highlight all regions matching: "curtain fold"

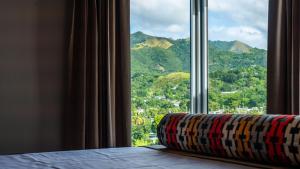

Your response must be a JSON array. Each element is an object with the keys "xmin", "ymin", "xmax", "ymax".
[
  {"xmin": 64, "ymin": 0, "xmax": 131, "ymax": 149},
  {"xmin": 267, "ymin": 0, "xmax": 300, "ymax": 115}
]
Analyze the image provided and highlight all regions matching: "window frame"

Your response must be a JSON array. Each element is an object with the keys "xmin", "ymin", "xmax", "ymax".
[{"xmin": 190, "ymin": 0, "xmax": 208, "ymax": 114}]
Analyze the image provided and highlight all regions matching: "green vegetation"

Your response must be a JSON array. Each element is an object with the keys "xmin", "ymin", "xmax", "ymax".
[{"xmin": 131, "ymin": 32, "xmax": 267, "ymax": 146}]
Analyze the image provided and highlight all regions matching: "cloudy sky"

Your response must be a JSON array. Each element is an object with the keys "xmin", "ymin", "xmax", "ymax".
[{"xmin": 130, "ymin": 0, "xmax": 269, "ymax": 49}]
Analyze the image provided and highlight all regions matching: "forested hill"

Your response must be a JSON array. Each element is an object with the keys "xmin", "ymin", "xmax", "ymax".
[{"xmin": 131, "ymin": 31, "xmax": 267, "ymax": 74}]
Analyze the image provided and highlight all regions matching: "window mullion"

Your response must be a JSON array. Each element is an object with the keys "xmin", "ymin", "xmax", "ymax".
[
  {"xmin": 191, "ymin": 0, "xmax": 208, "ymax": 114},
  {"xmin": 200, "ymin": 0, "xmax": 208, "ymax": 114}
]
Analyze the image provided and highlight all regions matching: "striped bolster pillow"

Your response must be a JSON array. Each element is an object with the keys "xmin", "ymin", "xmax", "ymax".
[{"xmin": 157, "ymin": 113, "xmax": 300, "ymax": 166}]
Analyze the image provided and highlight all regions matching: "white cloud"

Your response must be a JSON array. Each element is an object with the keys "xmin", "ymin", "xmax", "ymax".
[
  {"xmin": 209, "ymin": 0, "xmax": 269, "ymax": 32},
  {"xmin": 208, "ymin": 0, "xmax": 269, "ymax": 49},
  {"xmin": 130, "ymin": 0, "xmax": 190, "ymax": 38},
  {"xmin": 131, "ymin": 0, "xmax": 269, "ymax": 48},
  {"xmin": 209, "ymin": 26, "xmax": 267, "ymax": 49},
  {"xmin": 131, "ymin": 0, "xmax": 189, "ymax": 25},
  {"xmin": 166, "ymin": 25, "xmax": 185, "ymax": 33}
]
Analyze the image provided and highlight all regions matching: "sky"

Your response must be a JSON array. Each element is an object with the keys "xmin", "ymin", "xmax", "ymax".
[{"xmin": 130, "ymin": 0, "xmax": 269, "ymax": 49}]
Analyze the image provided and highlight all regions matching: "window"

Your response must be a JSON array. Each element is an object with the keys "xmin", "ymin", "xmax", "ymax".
[
  {"xmin": 130, "ymin": 0, "xmax": 268, "ymax": 146},
  {"xmin": 208, "ymin": 0, "xmax": 268, "ymax": 114},
  {"xmin": 130, "ymin": 0, "xmax": 191, "ymax": 146}
]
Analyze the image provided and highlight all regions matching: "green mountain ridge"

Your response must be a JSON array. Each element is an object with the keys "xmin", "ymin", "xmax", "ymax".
[
  {"xmin": 131, "ymin": 31, "xmax": 267, "ymax": 75},
  {"xmin": 208, "ymin": 40, "xmax": 252, "ymax": 53}
]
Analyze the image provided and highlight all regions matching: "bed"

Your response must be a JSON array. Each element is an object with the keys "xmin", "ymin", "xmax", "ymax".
[
  {"xmin": 1, "ymin": 113, "xmax": 299, "ymax": 169},
  {"xmin": 0, "ymin": 146, "xmax": 287, "ymax": 169}
]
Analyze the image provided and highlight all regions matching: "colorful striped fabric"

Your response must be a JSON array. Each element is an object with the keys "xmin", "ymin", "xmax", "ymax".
[{"xmin": 157, "ymin": 113, "xmax": 300, "ymax": 166}]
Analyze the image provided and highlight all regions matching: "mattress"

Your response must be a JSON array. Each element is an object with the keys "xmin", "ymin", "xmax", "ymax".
[{"xmin": 0, "ymin": 146, "xmax": 287, "ymax": 169}]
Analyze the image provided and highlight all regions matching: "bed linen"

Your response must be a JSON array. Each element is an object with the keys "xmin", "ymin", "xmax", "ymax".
[{"xmin": 0, "ymin": 146, "xmax": 283, "ymax": 169}]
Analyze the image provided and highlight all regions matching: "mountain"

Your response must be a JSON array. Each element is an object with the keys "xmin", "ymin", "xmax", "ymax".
[
  {"xmin": 132, "ymin": 38, "xmax": 173, "ymax": 50},
  {"xmin": 131, "ymin": 32, "xmax": 267, "ymax": 75},
  {"xmin": 131, "ymin": 32, "xmax": 189, "ymax": 74},
  {"xmin": 131, "ymin": 31, "xmax": 173, "ymax": 47},
  {"xmin": 209, "ymin": 40, "xmax": 252, "ymax": 53},
  {"xmin": 130, "ymin": 31, "xmax": 153, "ymax": 46}
]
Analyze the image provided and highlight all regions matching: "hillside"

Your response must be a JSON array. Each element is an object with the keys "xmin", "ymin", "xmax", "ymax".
[
  {"xmin": 208, "ymin": 40, "xmax": 252, "ymax": 53},
  {"xmin": 131, "ymin": 32, "xmax": 267, "ymax": 75}
]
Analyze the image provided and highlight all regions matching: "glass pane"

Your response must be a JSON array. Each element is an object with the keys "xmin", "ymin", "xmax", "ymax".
[
  {"xmin": 208, "ymin": 0, "xmax": 268, "ymax": 114},
  {"xmin": 130, "ymin": 0, "xmax": 191, "ymax": 146}
]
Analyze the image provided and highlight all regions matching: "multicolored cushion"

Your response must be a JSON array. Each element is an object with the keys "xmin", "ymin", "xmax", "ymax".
[{"xmin": 157, "ymin": 113, "xmax": 300, "ymax": 166}]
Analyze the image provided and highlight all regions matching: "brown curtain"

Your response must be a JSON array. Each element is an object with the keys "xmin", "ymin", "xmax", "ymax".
[
  {"xmin": 64, "ymin": 0, "xmax": 131, "ymax": 149},
  {"xmin": 267, "ymin": 0, "xmax": 300, "ymax": 115}
]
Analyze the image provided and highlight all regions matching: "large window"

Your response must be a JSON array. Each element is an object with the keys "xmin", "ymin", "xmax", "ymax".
[
  {"xmin": 130, "ymin": 0, "xmax": 268, "ymax": 146},
  {"xmin": 130, "ymin": 0, "xmax": 191, "ymax": 146}
]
